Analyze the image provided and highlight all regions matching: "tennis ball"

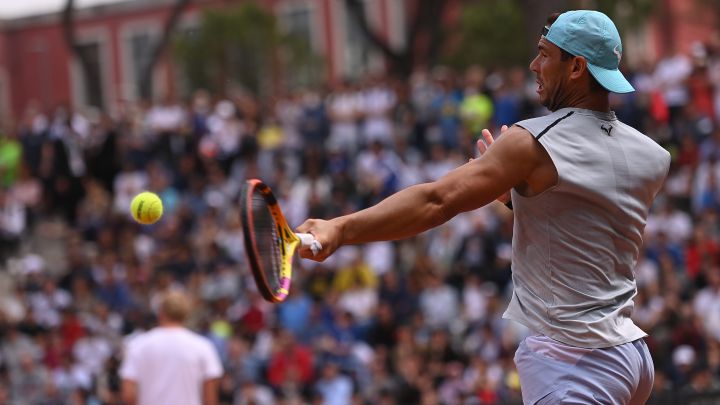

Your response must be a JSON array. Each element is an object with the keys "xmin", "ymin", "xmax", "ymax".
[{"xmin": 130, "ymin": 191, "xmax": 163, "ymax": 225}]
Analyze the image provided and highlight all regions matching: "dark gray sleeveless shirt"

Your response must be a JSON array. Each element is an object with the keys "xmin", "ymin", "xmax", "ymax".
[{"xmin": 503, "ymin": 108, "xmax": 671, "ymax": 348}]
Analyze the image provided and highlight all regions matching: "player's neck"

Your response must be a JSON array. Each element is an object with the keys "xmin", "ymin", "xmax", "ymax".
[
  {"xmin": 554, "ymin": 92, "xmax": 610, "ymax": 113},
  {"xmin": 158, "ymin": 323, "xmax": 184, "ymax": 330},
  {"xmin": 158, "ymin": 317, "xmax": 185, "ymax": 329},
  {"xmin": 572, "ymin": 97, "xmax": 610, "ymax": 113}
]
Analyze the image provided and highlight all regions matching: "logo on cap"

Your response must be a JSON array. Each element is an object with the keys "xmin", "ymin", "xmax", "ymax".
[{"xmin": 613, "ymin": 44, "xmax": 621, "ymax": 63}]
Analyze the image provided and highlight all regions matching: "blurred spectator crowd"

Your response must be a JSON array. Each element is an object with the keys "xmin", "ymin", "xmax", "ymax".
[{"xmin": 2, "ymin": 40, "xmax": 720, "ymax": 405}]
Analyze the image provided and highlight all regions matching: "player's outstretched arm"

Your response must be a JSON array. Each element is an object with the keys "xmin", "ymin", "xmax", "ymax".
[{"xmin": 297, "ymin": 126, "xmax": 540, "ymax": 261}]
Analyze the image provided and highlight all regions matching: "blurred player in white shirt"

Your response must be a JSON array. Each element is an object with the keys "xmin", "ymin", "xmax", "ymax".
[{"xmin": 120, "ymin": 291, "xmax": 223, "ymax": 405}]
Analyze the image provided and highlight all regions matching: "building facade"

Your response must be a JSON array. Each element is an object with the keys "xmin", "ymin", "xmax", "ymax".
[
  {"xmin": 0, "ymin": 0, "xmax": 715, "ymax": 123},
  {"xmin": 0, "ymin": 0, "xmax": 406, "ymax": 121}
]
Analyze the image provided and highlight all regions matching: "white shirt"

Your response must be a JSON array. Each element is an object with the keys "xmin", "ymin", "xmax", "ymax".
[
  {"xmin": 29, "ymin": 288, "xmax": 72, "ymax": 328},
  {"xmin": 328, "ymin": 91, "xmax": 360, "ymax": 123},
  {"xmin": 120, "ymin": 327, "xmax": 223, "ymax": 405},
  {"xmin": 653, "ymin": 54, "xmax": 692, "ymax": 107},
  {"xmin": 113, "ymin": 170, "xmax": 148, "ymax": 215},
  {"xmin": 360, "ymin": 86, "xmax": 396, "ymax": 144},
  {"xmin": 338, "ymin": 288, "xmax": 378, "ymax": 322},
  {"xmin": 0, "ymin": 194, "xmax": 25, "ymax": 236},
  {"xmin": 206, "ymin": 116, "xmax": 244, "ymax": 156},
  {"xmin": 146, "ymin": 104, "xmax": 186, "ymax": 133},
  {"xmin": 419, "ymin": 284, "xmax": 459, "ymax": 328},
  {"xmin": 74, "ymin": 335, "xmax": 112, "ymax": 376},
  {"xmin": 363, "ymin": 242, "xmax": 394, "ymax": 276},
  {"xmin": 645, "ymin": 209, "xmax": 693, "ymax": 243},
  {"xmin": 693, "ymin": 287, "xmax": 720, "ymax": 340},
  {"xmin": 463, "ymin": 283, "xmax": 493, "ymax": 323}
]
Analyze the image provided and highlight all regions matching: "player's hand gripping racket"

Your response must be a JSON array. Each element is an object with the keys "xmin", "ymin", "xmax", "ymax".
[{"xmin": 240, "ymin": 179, "xmax": 322, "ymax": 303}]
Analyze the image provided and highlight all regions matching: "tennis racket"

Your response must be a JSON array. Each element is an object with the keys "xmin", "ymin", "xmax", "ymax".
[{"xmin": 240, "ymin": 179, "xmax": 322, "ymax": 303}]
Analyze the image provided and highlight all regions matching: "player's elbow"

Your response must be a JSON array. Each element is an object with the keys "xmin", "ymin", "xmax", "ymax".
[
  {"xmin": 430, "ymin": 171, "xmax": 497, "ymax": 220},
  {"xmin": 424, "ymin": 183, "xmax": 457, "ymax": 226}
]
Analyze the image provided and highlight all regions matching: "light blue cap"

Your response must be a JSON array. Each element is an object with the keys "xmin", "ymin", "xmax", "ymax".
[{"xmin": 545, "ymin": 10, "xmax": 634, "ymax": 93}]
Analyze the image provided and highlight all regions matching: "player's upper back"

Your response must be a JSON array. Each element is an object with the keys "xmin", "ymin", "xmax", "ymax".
[
  {"xmin": 121, "ymin": 327, "xmax": 223, "ymax": 405},
  {"xmin": 504, "ymin": 107, "xmax": 671, "ymax": 348},
  {"xmin": 132, "ymin": 326, "xmax": 215, "ymax": 357},
  {"xmin": 518, "ymin": 107, "xmax": 670, "ymax": 213}
]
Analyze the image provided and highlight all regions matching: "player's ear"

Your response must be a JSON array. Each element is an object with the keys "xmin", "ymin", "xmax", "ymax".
[{"xmin": 569, "ymin": 56, "xmax": 587, "ymax": 79}]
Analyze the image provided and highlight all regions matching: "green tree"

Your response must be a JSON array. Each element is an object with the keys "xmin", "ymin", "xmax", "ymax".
[
  {"xmin": 344, "ymin": 0, "xmax": 450, "ymax": 78},
  {"xmin": 570, "ymin": 0, "xmax": 656, "ymax": 34},
  {"xmin": 448, "ymin": 0, "xmax": 655, "ymax": 70},
  {"xmin": 173, "ymin": 4, "xmax": 321, "ymax": 96},
  {"xmin": 447, "ymin": 0, "xmax": 528, "ymax": 69}
]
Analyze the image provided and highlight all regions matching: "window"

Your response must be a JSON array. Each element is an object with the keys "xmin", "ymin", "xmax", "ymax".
[
  {"xmin": 128, "ymin": 31, "xmax": 158, "ymax": 100},
  {"xmin": 279, "ymin": 6, "xmax": 314, "ymax": 50},
  {"xmin": 342, "ymin": 0, "xmax": 375, "ymax": 79},
  {"xmin": 76, "ymin": 41, "xmax": 104, "ymax": 109},
  {"xmin": 173, "ymin": 24, "xmax": 200, "ymax": 98},
  {"xmin": 278, "ymin": 4, "xmax": 322, "ymax": 89},
  {"xmin": 69, "ymin": 29, "xmax": 112, "ymax": 113}
]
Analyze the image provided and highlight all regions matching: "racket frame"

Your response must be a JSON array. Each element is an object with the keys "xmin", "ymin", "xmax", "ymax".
[{"xmin": 241, "ymin": 179, "xmax": 300, "ymax": 303}]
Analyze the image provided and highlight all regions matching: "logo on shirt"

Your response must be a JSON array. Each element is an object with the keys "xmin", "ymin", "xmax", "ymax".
[{"xmin": 600, "ymin": 124, "xmax": 613, "ymax": 136}]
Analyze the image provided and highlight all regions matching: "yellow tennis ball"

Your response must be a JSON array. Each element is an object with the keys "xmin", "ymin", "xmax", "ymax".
[{"xmin": 130, "ymin": 191, "xmax": 163, "ymax": 225}]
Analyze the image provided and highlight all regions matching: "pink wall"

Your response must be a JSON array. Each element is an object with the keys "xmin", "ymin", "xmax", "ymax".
[
  {"xmin": 5, "ymin": 22, "xmax": 73, "ymax": 117},
  {"xmin": 651, "ymin": 0, "xmax": 718, "ymax": 59},
  {"xmin": 0, "ymin": 0, "xmax": 405, "ymax": 118}
]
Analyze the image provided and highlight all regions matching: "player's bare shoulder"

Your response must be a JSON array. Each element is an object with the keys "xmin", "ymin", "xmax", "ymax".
[
  {"xmin": 502, "ymin": 125, "xmax": 536, "ymax": 144},
  {"xmin": 495, "ymin": 124, "xmax": 551, "ymax": 166}
]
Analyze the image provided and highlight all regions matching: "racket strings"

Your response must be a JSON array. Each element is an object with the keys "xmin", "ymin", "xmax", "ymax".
[{"xmin": 250, "ymin": 193, "xmax": 283, "ymax": 292}]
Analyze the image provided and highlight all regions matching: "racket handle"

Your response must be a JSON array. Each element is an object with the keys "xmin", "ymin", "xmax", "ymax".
[{"xmin": 297, "ymin": 233, "xmax": 322, "ymax": 256}]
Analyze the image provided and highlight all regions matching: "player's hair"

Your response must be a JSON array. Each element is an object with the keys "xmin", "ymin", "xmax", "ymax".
[
  {"xmin": 159, "ymin": 290, "xmax": 192, "ymax": 323},
  {"xmin": 546, "ymin": 12, "xmax": 606, "ymax": 93},
  {"xmin": 546, "ymin": 13, "xmax": 574, "ymax": 61}
]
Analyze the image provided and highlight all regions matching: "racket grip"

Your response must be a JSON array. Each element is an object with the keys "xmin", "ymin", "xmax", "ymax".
[{"xmin": 297, "ymin": 233, "xmax": 322, "ymax": 256}]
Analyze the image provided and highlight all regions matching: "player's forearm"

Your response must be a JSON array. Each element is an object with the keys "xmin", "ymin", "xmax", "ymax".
[
  {"xmin": 203, "ymin": 378, "xmax": 219, "ymax": 405},
  {"xmin": 335, "ymin": 182, "xmax": 452, "ymax": 245}
]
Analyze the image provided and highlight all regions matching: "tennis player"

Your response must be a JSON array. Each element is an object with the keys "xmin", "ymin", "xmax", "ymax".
[
  {"xmin": 120, "ymin": 290, "xmax": 223, "ymax": 405},
  {"xmin": 298, "ymin": 10, "xmax": 670, "ymax": 404}
]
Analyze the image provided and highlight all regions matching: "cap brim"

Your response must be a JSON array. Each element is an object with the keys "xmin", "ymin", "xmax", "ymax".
[{"xmin": 587, "ymin": 63, "xmax": 635, "ymax": 94}]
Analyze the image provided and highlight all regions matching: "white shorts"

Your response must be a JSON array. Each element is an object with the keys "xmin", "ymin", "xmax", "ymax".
[{"xmin": 514, "ymin": 334, "xmax": 654, "ymax": 405}]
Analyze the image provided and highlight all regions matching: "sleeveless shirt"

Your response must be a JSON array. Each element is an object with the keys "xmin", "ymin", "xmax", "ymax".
[{"xmin": 503, "ymin": 107, "xmax": 671, "ymax": 348}]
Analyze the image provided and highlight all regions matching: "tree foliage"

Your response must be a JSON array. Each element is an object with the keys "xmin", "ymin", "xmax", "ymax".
[
  {"xmin": 569, "ymin": 0, "xmax": 656, "ymax": 34},
  {"xmin": 446, "ymin": 0, "xmax": 655, "ymax": 70},
  {"xmin": 344, "ymin": 0, "xmax": 450, "ymax": 78},
  {"xmin": 446, "ymin": 0, "xmax": 528, "ymax": 69},
  {"xmin": 173, "ymin": 3, "xmax": 321, "ymax": 96}
]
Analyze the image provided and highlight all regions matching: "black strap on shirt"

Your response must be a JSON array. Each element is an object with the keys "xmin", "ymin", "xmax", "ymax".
[{"xmin": 535, "ymin": 111, "xmax": 575, "ymax": 140}]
